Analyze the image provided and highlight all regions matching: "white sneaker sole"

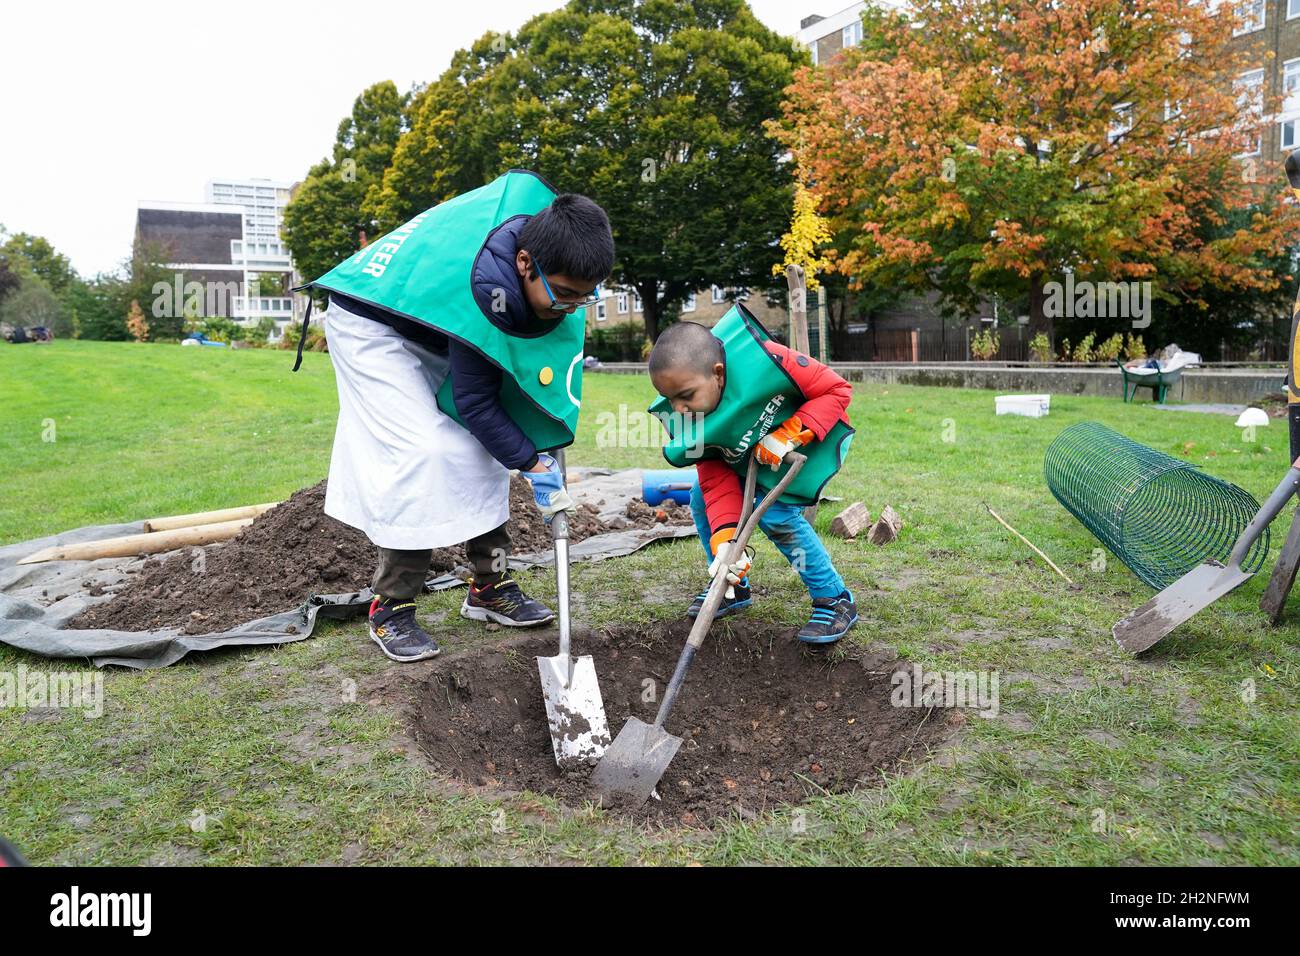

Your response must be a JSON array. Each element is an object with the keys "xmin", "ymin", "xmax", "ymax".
[
  {"xmin": 368, "ymin": 626, "xmax": 440, "ymax": 662},
  {"xmin": 460, "ymin": 601, "xmax": 556, "ymax": 628}
]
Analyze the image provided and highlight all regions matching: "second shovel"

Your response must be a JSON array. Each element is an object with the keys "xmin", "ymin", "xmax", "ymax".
[{"xmin": 536, "ymin": 450, "xmax": 612, "ymax": 769}]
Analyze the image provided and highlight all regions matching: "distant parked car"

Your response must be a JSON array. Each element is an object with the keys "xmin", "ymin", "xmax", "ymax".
[{"xmin": 1, "ymin": 323, "xmax": 52, "ymax": 344}]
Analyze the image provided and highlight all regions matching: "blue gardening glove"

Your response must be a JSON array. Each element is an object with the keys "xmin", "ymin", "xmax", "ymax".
[{"xmin": 520, "ymin": 453, "xmax": 575, "ymax": 520}]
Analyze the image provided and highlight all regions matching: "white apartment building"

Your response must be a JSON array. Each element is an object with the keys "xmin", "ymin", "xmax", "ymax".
[{"xmin": 204, "ymin": 177, "xmax": 297, "ymax": 330}]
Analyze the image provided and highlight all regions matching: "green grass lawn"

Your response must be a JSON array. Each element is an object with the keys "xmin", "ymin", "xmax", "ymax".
[{"xmin": 1, "ymin": 338, "xmax": 1296, "ymax": 865}]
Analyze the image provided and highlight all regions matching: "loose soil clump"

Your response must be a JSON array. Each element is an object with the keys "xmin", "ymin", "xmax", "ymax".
[
  {"xmin": 70, "ymin": 478, "xmax": 692, "ymax": 634},
  {"xmin": 411, "ymin": 620, "xmax": 953, "ymax": 826}
]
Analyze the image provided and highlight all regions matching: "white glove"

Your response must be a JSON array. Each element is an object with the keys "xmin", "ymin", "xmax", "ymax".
[{"xmin": 707, "ymin": 542, "xmax": 753, "ymax": 600}]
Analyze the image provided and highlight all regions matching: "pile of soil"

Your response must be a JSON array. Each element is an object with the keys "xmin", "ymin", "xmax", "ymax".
[
  {"xmin": 410, "ymin": 621, "xmax": 954, "ymax": 826},
  {"xmin": 69, "ymin": 477, "xmax": 692, "ymax": 635}
]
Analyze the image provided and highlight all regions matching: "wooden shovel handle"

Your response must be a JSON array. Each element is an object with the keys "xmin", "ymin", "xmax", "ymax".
[
  {"xmin": 649, "ymin": 451, "xmax": 807, "ymax": 730},
  {"xmin": 686, "ymin": 451, "xmax": 807, "ymax": 651}
]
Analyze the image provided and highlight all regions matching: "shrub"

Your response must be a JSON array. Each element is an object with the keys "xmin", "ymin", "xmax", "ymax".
[
  {"xmin": 971, "ymin": 327, "xmax": 1000, "ymax": 360},
  {"xmin": 1095, "ymin": 332, "xmax": 1124, "ymax": 362},
  {"xmin": 1123, "ymin": 333, "xmax": 1146, "ymax": 361},
  {"xmin": 1072, "ymin": 332, "xmax": 1096, "ymax": 363},
  {"xmin": 1029, "ymin": 332, "xmax": 1053, "ymax": 362},
  {"xmin": 586, "ymin": 323, "xmax": 647, "ymax": 362},
  {"xmin": 126, "ymin": 300, "xmax": 149, "ymax": 342}
]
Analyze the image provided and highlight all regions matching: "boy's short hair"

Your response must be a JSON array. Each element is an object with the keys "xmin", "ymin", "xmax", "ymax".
[
  {"xmin": 648, "ymin": 321, "xmax": 723, "ymax": 377},
  {"xmin": 518, "ymin": 194, "xmax": 614, "ymax": 282}
]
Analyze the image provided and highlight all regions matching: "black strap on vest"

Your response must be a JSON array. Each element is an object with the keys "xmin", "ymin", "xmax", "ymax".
[{"xmin": 290, "ymin": 289, "xmax": 314, "ymax": 372}]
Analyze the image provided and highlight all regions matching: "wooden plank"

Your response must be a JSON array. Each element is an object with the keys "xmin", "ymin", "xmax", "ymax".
[{"xmin": 1261, "ymin": 505, "xmax": 1300, "ymax": 624}]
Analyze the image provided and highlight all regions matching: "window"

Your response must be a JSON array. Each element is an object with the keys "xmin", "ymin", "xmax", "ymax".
[
  {"xmin": 1283, "ymin": 120, "xmax": 1299, "ymax": 150},
  {"xmin": 808, "ymin": 41, "xmax": 818, "ymax": 67},
  {"xmin": 1282, "ymin": 60, "xmax": 1300, "ymax": 152},
  {"xmin": 633, "ymin": 293, "xmax": 643, "ymax": 313},
  {"xmin": 616, "ymin": 293, "xmax": 628, "ymax": 314},
  {"xmin": 597, "ymin": 300, "xmax": 606, "ymax": 321},
  {"xmin": 1108, "ymin": 103, "xmax": 1133, "ymax": 145},
  {"xmin": 682, "ymin": 293, "xmax": 696, "ymax": 313},
  {"xmin": 1291, "ymin": 0, "xmax": 1300, "ymax": 20},
  {"xmin": 1235, "ymin": 0, "xmax": 1265, "ymax": 35},
  {"xmin": 1236, "ymin": 69, "xmax": 1265, "ymax": 156},
  {"xmin": 711, "ymin": 285, "xmax": 726, "ymax": 303},
  {"xmin": 842, "ymin": 19, "xmax": 863, "ymax": 48},
  {"xmin": 1285, "ymin": 58, "xmax": 1300, "ymax": 111}
]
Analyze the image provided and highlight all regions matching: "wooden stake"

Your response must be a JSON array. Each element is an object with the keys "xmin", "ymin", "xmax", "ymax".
[
  {"xmin": 785, "ymin": 263, "xmax": 808, "ymax": 355},
  {"xmin": 17, "ymin": 518, "xmax": 255, "ymax": 565},
  {"xmin": 143, "ymin": 501, "xmax": 280, "ymax": 532},
  {"xmin": 985, "ymin": 505, "xmax": 1074, "ymax": 585}
]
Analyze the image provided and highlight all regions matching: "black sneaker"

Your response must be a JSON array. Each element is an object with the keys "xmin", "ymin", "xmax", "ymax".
[
  {"xmin": 797, "ymin": 590, "xmax": 859, "ymax": 644},
  {"xmin": 686, "ymin": 580, "xmax": 753, "ymax": 619},
  {"xmin": 460, "ymin": 576, "xmax": 555, "ymax": 627},
  {"xmin": 368, "ymin": 597, "xmax": 440, "ymax": 662}
]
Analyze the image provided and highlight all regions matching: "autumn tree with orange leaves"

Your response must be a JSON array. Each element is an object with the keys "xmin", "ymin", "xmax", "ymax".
[{"xmin": 770, "ymin": 0, "xmax": 1299, "ymax": 347}]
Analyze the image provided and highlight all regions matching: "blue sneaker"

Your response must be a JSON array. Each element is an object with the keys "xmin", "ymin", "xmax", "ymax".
[
  {"xmin": 686, "ymin": 580, "xmax": 753, "ymax": 619},
  {"xmin": 797, "ymin": 590, "xmax": 858, "ymax": 644}
]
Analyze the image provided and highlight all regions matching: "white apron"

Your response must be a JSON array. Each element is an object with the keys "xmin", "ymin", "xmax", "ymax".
[{"xmin": 321, "ymin": 298, "xmax": 512, "ymax": 550}]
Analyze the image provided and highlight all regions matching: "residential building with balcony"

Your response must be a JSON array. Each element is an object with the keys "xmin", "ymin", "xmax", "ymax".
[{"xmin": 135, "ymin": 177, "xmax": 299, "ymax": 337}]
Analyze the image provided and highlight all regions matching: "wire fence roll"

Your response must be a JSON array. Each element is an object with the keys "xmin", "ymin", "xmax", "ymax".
[{"xmin": 1044, "ymin": 421, "xmax": 1269, "ymax": 590}]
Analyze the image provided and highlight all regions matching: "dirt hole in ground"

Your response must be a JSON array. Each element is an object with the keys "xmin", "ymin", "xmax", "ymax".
[{"xmin": 410, "ymin": 620, "xmax": 955, "ymax": 827}]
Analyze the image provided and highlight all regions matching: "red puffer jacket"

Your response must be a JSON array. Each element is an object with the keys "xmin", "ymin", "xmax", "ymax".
[{"xmin": 696, "ymin": 341, "xmax": 852, "ymax": 548}]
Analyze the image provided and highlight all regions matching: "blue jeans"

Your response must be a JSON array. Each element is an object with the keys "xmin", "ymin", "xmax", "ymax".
[{"xmin": 689, "ymin": 479, "xmax": 846, "ymax": 599}]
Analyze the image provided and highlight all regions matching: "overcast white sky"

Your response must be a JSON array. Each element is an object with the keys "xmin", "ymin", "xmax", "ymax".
[{"xmin": 0, "ymin": 0, "xmax": 819, "ymax": 277}]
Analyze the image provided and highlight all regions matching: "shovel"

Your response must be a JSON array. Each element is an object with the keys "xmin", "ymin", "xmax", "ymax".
[
  {"xmin": 590, "ymin": 450, "xmax": 807, "ymax": 808},
  {"xmin": 536, "ymin": 449, "xmax": 612, "ymax": 770},
  {"xmin": 1114, "ymin": 454, "xmax": 1300, "ymax": 654}
]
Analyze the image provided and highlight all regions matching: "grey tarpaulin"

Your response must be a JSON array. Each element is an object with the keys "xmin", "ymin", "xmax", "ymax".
[{"xmin": 0, "ymin": 468, "xmax": 698, "ymax": 670}]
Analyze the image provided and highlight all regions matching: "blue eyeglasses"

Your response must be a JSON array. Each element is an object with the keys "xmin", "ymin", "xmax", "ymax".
[{"xmin": 535, "ymin": 264, "xmax": 600, "ymax": 312}]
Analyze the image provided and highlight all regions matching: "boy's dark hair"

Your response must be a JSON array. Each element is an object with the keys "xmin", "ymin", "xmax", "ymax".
[
  {"xmin": 518, "ymin": 193, "xmax": 614, "ymax": 282},
  {"xmin": 648, "ymin": 321, "xmax": 723, "ymax": 377}
]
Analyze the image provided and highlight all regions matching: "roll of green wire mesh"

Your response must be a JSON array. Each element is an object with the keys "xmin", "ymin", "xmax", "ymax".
[{"xmin": 1044, "ymin": 422, "xmax": 1269, "ymax": 590}]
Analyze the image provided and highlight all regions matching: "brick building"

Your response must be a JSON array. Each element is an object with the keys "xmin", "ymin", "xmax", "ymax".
[{"xmin": 1228, "ymin": 1, "xmax": 1300, "ymax": 160}]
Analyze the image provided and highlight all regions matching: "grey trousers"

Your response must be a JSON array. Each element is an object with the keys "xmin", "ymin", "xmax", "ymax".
[{"xmin": 372, "ymin": 522, "xmax": 512, "ymax": 601}]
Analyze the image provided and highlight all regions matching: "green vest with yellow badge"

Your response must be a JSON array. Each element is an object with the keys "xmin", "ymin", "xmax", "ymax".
[
  {"xmin": 299, "ymin": 169, "xmax": 584, "ymax": 451},
  {"xmin": 649, "ymin": 304, "xmax": 854, "ymax": 505}
]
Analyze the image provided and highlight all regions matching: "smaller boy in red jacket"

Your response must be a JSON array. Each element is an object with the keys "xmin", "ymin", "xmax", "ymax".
[{"xmin": 648, "ymin": 321, "xmax": 858, "ymax": 643}]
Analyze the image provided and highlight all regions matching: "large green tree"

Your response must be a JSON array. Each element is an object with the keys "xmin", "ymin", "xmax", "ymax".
[
  {"xmin": 373, "ymin": 0, "xmax": 803, "ymax": 340},
  {"xmin": 1, "ymin": 230, "xmax": 77, "ymax": 299},
  {"xmin": 0, "ymin": 274, "xmax": 71, "ymax": 337},
  {"xmin": 365, "ymin": 44, "xmax": 507, "ymax": 232},
  {"xmin": 66, "ymin": 273, "xmax": 129, "ymax": 341},
  {"xmin": 282, "ymin": 81, "xmax": 409, "ymax": 284}
]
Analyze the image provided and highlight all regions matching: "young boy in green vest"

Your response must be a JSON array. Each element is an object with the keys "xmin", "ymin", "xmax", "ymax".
[{"xmin": 647, "ymin": 315, "xmax": 858, "ymax": 643}]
